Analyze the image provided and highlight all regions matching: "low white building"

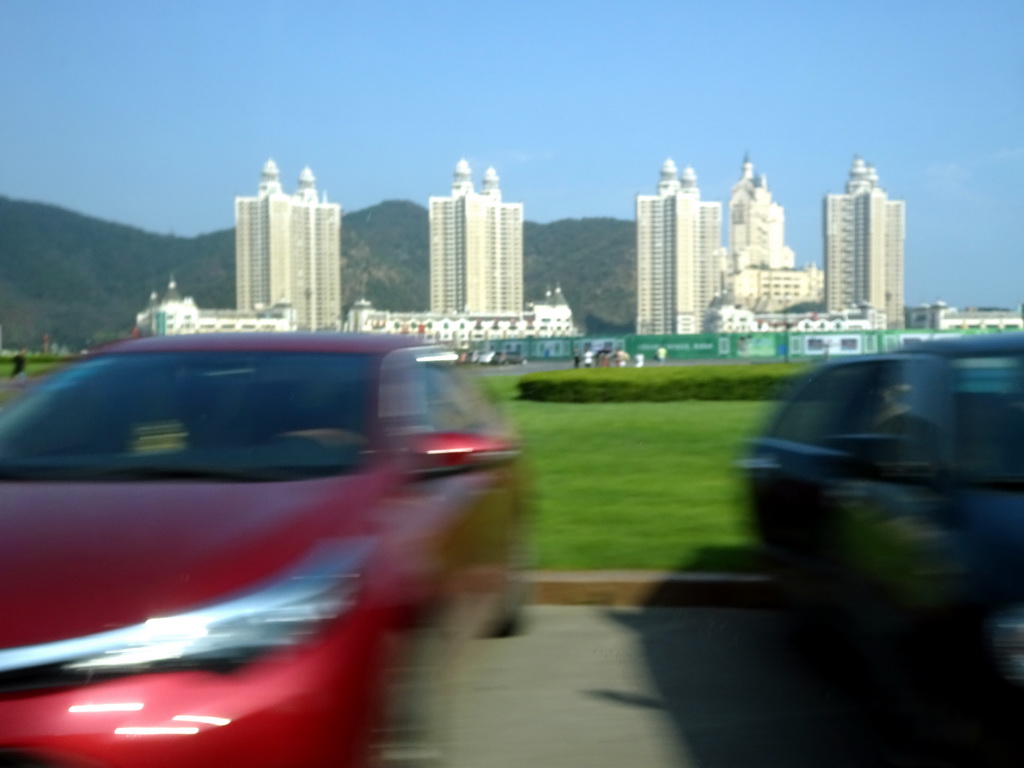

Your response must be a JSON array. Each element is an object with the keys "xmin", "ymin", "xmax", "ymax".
[
  {"xmin": 136, "ymin": 279, "xmax": 297, "ymax": 336},
  {"xmin": 706, "ymin": 302, "xmax": 886, "ymax": 333},
  {"xmin": 343, "ymin": 286, "xmax": 580, "ymax": 345},
  {"xmin": 906, "ymin": 302, "xmax": 1024, "ymax": 331}
]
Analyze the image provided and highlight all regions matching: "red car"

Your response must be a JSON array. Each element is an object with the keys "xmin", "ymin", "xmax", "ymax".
[{"xmin": 0, "ymin": 333, "xmax": 531, "ymax": 768}]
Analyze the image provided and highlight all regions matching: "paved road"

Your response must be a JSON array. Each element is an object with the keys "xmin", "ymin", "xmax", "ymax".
[{"xmin": 450, "ymin": 606, "xmax": 888, "ymax": 768}]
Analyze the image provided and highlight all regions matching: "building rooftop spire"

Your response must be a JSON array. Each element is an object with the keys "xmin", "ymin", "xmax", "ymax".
[
  {"xmin": 680, "ymin": 165, "xmax": 698, "ymax": 190},
  {"xmin": 657, "ymin": 158, "xmax": 681, "ymax": 195},
  {"xmin": 259, "ymin": 158, "xmax": 283, "ymax": 196},
  {"xmin": 452, "ymin": 158, "xmax": 474, "ymax": 196},
  {"xmin": 482, "ymin": 166, "xmax": 500, "ymax": 194},
  {"xmin": 163, "ymin": 276, "xmax": 181, "ymax": 302}
]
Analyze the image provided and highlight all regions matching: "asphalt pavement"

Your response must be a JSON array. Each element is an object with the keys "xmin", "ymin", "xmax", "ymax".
[
  {"xmin": 451, "ymin": 606, "xmax": 888, "ymax": 768},
  {"xmin": 458, "ymin": 361, "xmax": 883, "ymax": 767}
]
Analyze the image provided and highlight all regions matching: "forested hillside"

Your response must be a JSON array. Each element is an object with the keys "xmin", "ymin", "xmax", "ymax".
[
  {"xmin": 0, "ymin": 195, "xmax": 637, "ymax": 349},
  {"xmin": 524, "ymin": 217, "xmax": 635, "ymax": 333},
  {"xmin": 0, "ymin": 197, "xmax": 234, "ymax": 349}
]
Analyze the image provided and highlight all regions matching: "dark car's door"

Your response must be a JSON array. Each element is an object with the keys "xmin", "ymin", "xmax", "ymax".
[
  {"xmin": 744, "ymin": 358, "xmax": 897, "ymax": 569},
  {"xmin": 826, "ymin": 354, "xmax": 963, "ymax": 617},
  {"xmin": 745, "ymin": 354, "xmax": 957, "ymax": 609}
]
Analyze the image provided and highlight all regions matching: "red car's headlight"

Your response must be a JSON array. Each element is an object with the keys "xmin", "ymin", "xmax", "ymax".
[{"xmin": 0, "ymin": 539, "xmax": 373, "ymax": 681}]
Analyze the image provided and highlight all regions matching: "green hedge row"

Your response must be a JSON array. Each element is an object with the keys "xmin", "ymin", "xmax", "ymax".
[
  {"xmin": 517, "ymin": 364, "xmax": 806, "ymax": 403},
  {"xmin": 2, "ymin": 354, "xmax": 72, "ymax": 364}
]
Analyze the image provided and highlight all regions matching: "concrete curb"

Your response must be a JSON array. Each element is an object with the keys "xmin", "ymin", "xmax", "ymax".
[{"xmin": 530, "ymin": 570, "xmax": 783, "ymax": 609}]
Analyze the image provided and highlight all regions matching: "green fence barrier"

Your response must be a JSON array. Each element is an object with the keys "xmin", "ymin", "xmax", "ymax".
[{"xmin": 471, "ymin": 328, "xmax": 1019, "ymax": 364}]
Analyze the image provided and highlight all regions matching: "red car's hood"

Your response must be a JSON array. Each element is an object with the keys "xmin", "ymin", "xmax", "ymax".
[{"xmin": 0, "ymin": 474, "xmax": 385, "ymax": 649}]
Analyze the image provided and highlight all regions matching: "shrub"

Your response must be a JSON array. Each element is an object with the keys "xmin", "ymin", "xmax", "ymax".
[{"xmin": 517, "ymin": 364, "xmax": 804, "ymax": 403}]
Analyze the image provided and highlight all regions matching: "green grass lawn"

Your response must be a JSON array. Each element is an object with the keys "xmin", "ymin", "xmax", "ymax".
[
  {"xmin": 2, "ymin": 361, "xmax": 768, "ymax": 571},
  {"xmin": 480, "ymin": 374, "xmax": 772, "ymax": 571}
]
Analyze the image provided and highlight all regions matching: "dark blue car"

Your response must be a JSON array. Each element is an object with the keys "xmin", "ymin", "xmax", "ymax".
[{"xmin": 742, "ymin": 334, "xmax": 1024, "ymax": 766}]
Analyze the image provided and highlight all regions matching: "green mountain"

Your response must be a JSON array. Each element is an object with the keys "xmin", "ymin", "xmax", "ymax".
[
  {"xmin": 0, "ymin": 196, "xmax": 637, "ymax": 349},
  {"xmin": 342, "ymin": 200, "xmax": 430, "ymax": 312},
  {"xmin": 524, "ymin": 217, "xmax": 636, "ymax": 334}
]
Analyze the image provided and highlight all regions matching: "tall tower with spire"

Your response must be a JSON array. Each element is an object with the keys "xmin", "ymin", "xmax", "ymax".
[
  {"xmin": 235, "ymin": 160, "xmax": 342, "ymax": 330},
  {"xmin": 824, "ymin": 157, "xmax": 905, "ymax": 327},
  {"xmin": 428, "ymin": 160, "xmax": 523, "ymax": 314},
  {"xmin": 721, "ymin": 155, "xmax": 823, "ymax": 313},
  {"xmin": 635, "ymin": 159, "xmax": 723, "ymax": 334},
  {"xmin": 728, "ymin": 154, "xmax": 793, "ymax": 272}
]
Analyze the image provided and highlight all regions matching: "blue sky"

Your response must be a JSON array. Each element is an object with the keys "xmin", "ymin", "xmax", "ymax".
[{"xmin": 1, "ymin": 0, "xmax": 1021, "ymax": 308}]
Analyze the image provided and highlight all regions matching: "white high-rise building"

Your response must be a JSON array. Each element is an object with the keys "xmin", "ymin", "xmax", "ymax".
[
  {"xmin": 636, "ymin": 159, "xmax": 722, "ymax": 335},
  {"xmin": 824, "ymin": 157, "xmax": 905, "ymax": 328},
  {"xmin": 429, "ymin": 160, "xmax": 523, "ymax": 314},
  {"xmin": 725, "ymin": 155, "xmax": 822, "ymax": 313},
  {"xmin": 729, "ymin": 155, "xmax": 794, "ymax": 272},
  {"xmin": 235, "ymin": 159, "xmax": 342, "ymax": 331}
]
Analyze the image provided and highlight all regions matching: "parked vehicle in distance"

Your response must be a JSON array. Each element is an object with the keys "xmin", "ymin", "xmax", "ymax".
[
  {"xmin": 0, "ymin": 333, "xmax": 531, "ymax": 768},
  {"xmin": 495, "ymin": 352, "xmax": 526, "ymax": 366},
  {"xmin": 487, "ymin": 352, "xmax": 522, "ymax": 366},
  {"xmin": 468, "ymin": 350, "xmax": 526, "ymax": 366},
  {"xmin": 741, "ymin": 333, "xmax": 1024, "ymax": 765}
]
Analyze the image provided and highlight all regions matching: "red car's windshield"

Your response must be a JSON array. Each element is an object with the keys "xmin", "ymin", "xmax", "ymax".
[{"xmin": 0, "ymin": 352, "xmax": 373, "ymax": 481}]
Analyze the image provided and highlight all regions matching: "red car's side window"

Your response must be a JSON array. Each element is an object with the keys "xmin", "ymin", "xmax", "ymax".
[{"xmin": 422, "ymin": 365, "xmax": 497, "ymax": 434}]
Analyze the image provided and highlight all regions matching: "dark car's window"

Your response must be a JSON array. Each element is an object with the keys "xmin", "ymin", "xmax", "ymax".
[
  {"xmin": 0, "ymin": 351, "xmax": 372, "ymax": 480},
  {"xmin": 770, "ymin": 362, "xmax": 890, "ymax": 445},
  {"xmin": 845, "ymin": 363, "xmax": 916, "ymax": 435},
  {"xmin": 771, "ymin": 358, "xmax": 947, "ymax": 470},
  {"xmin": 952, "ymin": 355, "xmax": 1024, "ymax": 481}
]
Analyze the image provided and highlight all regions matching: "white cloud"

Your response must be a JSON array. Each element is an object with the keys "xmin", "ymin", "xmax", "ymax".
[
  {"xmin": 988, "ymin": 146, "xmax": 1024, "ymax": 162},
  {"xmin": 926, "ymin": 161, "xmax": 972, "ymax": 195},
  {"xmin": 926, "ymin": 147, "xmax": 1024, "ymax": 204}
]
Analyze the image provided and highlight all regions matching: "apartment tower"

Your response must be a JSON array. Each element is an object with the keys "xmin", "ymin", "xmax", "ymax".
[
  {"xmin": 429, "ymin": 160, "xmax": 523, "ymax": 314},
  {"xmin": 824, "ymin": 157, "xmax": 905, "ymax": 328},
  {"xmin": 235, "ymin": 159, "xmax": 342, "ymax": 330},
  {"xmin": 636, "ymin": 159, "xmax": 722, "ymax": 334}
]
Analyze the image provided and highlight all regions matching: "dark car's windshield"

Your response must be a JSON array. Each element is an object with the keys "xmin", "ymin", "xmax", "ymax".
[
  {"xmin": 0, "ymin": 351, "xmax": 372, "ymax": 481},
  {"xmin": 954, "ymin": 354, "xmax": 1024, "ymax": 485}
]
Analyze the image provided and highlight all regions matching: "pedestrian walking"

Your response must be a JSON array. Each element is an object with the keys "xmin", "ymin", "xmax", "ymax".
[{"xmin": 11, "ymin": 349, "xmax": 26, "ymax": 385}]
